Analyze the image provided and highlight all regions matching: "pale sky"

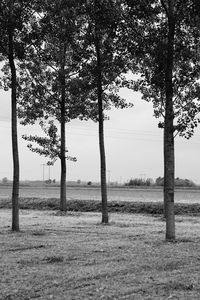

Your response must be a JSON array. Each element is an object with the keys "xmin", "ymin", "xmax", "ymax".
[{"xmin": 1, "ymin": 88, "xmax": 200, "ymax": 184}]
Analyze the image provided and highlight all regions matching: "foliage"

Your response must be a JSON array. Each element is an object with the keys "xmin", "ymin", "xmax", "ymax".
[
  {"xmin": 0, "ymin": 1, "xmax": 39, "ymax": 60},
  {"xmin": 74, "ymin": 0, "xmax": 133, "ymax": 116}
]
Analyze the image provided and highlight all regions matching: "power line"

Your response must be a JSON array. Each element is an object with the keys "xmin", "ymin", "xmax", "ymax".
[
  {"xmin": 67, "ymin": 124, "xmax": 162, "ymax": 137},
  {"xmin": 1, "ymin": 122, "xmax": 200, "ymax": 145}
]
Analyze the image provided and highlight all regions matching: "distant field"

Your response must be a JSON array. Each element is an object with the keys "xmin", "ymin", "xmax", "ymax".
[{"xmin": 0, "ymin": 185, "xmax": 200, "ymax": 203}]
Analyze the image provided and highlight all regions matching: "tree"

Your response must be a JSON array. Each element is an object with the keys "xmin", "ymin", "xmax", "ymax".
[
  {"xmin": 125, "ymin": 0, "xmax": 200, "ymax": 240},
  {"xmin": 161, "ymin": 0, "xmax": 176, "ymax": 241},
  {"xmin": 93, "ymin": 0, "xmax": 109, "ymax": 223},
  {"xmin": 78, "ymin": 0, "xmax": 131, "ymax": 223},
  {"xmin": 23, "ymin": 0, "xmax": 132, "ymax": 221},
  {"xmin": 17, "ymin": 0, "xmax": 87, "ymax": 211},
  {"xmin": 0, "ymin": 0, "xmax": 39, "ymax": 231}
]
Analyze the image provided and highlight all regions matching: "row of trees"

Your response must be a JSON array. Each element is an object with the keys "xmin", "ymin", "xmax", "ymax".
[
  {"xmin": 126, "ymin": 177, "xmax": 196, "ymax": 187},
  {"xmin": 1, "ymin": 0, "xmax": 200, "ymax": 240}
]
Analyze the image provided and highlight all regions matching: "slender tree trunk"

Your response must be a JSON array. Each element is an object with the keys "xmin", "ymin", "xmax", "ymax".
[
  {"xmin": 94, "ymin": 22, "xmax": 109, "ymax": 224},
  {"xmin": 60, "ymin": 44, "xmax": 67, "ymax": 212},
  {"xmin": 163, "ymin": 0, "xmax": 175, "ymax": 241},
  {"xmin": 8, "ymin": 3, "xmax": 20, "ymax": 231}
]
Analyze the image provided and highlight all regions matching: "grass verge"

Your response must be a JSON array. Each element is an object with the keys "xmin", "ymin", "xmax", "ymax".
[
  {"xmin": 1, "ymin": 197, "xmax": 200, "ymax": 215},
  {"xmin": 0, "ymin": 210, "xmax": 200, "ymax": 299}
]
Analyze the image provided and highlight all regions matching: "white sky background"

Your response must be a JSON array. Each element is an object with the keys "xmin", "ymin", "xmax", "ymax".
[{"xmin": 1, "ymin": 88, "xmax": 200, "ymax": 184}]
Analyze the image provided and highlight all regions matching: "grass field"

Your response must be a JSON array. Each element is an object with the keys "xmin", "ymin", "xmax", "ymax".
[
  {"xmin": 1, "ymin": 209, "xmax": 200, "ymax": 299},
  {"xmin": 1, "ymin": 185, "xmax": 200, "ymax": 203}
]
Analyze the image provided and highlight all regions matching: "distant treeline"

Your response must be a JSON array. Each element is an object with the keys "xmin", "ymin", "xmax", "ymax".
[{"xmin": 126, "ymin": 177, "xmax": 196, "ymax": 187}]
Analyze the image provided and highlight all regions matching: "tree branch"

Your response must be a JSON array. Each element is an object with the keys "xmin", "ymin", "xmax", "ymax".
[
  {"xmin": 0, "ymin": 41, "xmax": 8, "ymax": 56},
  {"xmin": 33, "ymin": 45, "xmax": 58, "ymax": 72}
]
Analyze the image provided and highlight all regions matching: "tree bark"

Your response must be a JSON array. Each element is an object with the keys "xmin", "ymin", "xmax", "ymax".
[
  {"xmin": 94, "ymin": 18, "xmax": 109, "ymax": 224},
  {"xmin": 8, "ymin": 2, "xmax": 20, "ymax": 231},
  {"xmin": 163, "ymin": 0, "xmax": 175, "ymax": 241},
  {"xmin": 60, "ymin": 43, "xmax": 67, "ymax": 212}
]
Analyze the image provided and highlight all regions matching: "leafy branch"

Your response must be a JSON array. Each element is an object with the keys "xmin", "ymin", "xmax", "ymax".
[{"xmin": 22, "ymin": 120, "xmax": 76, "ymax": 165}]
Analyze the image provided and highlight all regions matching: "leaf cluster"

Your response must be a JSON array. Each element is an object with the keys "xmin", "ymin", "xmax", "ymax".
[{"xmin": 0, "ymin": 0, "xmax": 41, "ymax": 60}]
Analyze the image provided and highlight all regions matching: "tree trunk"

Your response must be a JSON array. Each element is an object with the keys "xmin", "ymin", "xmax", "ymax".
[
  {"xmin": 163, "ymin": 0, "xmax": 175, "ymax": 241},
  {"xmin": 94, "ymin": 21, "xmax": 109, "ymax": 224},
  {"xmin": 60, "ymin": 44, "xmax": 67, "ymax": 212},
  {"xmin": 8, "ymin": 3, "xmax": 20, "ymax": 231}
]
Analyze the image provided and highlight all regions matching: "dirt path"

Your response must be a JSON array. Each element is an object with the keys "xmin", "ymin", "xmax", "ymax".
[{"xmin": 0, "ymin": 209, "xmax": 200, "ymax": 299}]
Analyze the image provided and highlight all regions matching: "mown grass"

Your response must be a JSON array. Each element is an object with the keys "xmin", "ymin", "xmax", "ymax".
[
  {"xmin": 1, "ymin": 197, "xmax": 200, "ymax": 215},
  {"xmin": 0, "ymin": 209, "xmax": 200, "ymax": 299}
]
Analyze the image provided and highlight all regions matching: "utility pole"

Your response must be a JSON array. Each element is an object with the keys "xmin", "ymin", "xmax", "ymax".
[
  {"xmin": 48, "ymin": 165, "xmax": 51, "ymax": 181},
  {"xmin": 42, "ymin": 164, "xmax": 45, "ymax": 184},
  {"xmin": 139, "ymin": 173, "xmax": 146, "ymax": 181},
  {"xmin": 107, "ymin": 170, "xmax": 111, "ymax": 185}
]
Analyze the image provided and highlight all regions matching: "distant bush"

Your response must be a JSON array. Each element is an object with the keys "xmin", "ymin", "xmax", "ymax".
[
  {"xmin": 45, "ymin": 179, "xmax": 52, "ymax": 184},
  {"xmin": 175, "ymin": 177, "xmax": 196, "ymax": 187},
  {"xmin": 2, "ymin": 177, "xmax": 8, "ymax": 184},
  {"xmin": 155, "ymin": 177, "xmax": 164, "ymax": 186},
  {"xmin": 155, "ymin": 177, "xmax": 196, "ymax": 187},
  {"xmin": 126, "ymin": 178, "xmax": 154, "ymax": 187}
]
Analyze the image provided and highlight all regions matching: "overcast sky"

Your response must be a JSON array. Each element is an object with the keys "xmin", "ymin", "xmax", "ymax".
[{"xmin": 1, "ymin": 87, "xmax": 200, "ymax": 184}]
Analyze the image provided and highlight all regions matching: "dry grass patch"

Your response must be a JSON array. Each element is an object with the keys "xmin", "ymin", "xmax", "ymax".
[{"xmin": 0, "ymin": 209, "xmax": 200, "ymax": 299}]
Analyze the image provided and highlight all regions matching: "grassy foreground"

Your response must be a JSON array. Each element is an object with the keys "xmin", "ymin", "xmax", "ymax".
[
  {"xmin": 1, "ymin": 209, "xmax": 200, "ymax": 299},
  {"xmin": 1, "ymin": 197, "xmax": 200, "ymax": 215}
]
